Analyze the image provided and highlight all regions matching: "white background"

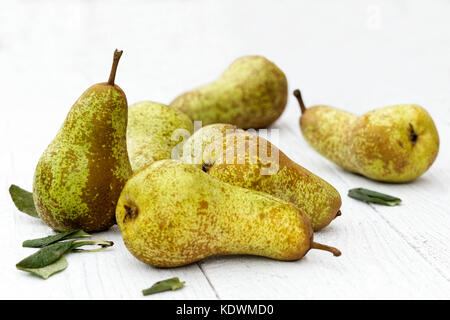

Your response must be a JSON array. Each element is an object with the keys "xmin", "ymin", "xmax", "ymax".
[{"xmin": 1, "ymin": 0, "xmax": 449, "ymax": 299}]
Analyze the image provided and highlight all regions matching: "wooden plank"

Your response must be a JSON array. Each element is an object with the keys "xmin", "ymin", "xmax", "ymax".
[
  {"xmin": 196, "ymin": 112, "xmax": 450, "ymax": 299},
  {"xmin": 1, "ymin": 223, "xmax": 217, "ymax": 299},
  {"xmin": 334, "ymin": 126, "xmax": 450, "ymax": 281},
  {"xmin": 0, "ymin": 59, "xmax": 216, "ymax": 301},
  {"xmin": 197, "ymin": 198, "xmax": 450, "ymax": 299},
  {"xmin": 278, "ymin": 115, "xmax": 450, "ymax": 281},
  {"xmin": 2, "ymin": 0, "xmax": 450, "ymax": 299}
]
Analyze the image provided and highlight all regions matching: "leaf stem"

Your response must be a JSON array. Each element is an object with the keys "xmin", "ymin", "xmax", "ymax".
[
  {"xmin": 72, "ymin": 239, "xmax": 114, "ymax": 251},
  {"xmin": 90, "ymin": 234, "xmax": 110, "ymax": 243}
]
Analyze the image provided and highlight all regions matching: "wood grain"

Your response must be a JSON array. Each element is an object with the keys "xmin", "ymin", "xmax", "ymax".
[{"xmin": 1, "ymin": 0, "xmax": 450, "ymax": 299}]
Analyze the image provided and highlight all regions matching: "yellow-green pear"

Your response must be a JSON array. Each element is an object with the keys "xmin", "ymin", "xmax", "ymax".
[
  {"xmin": 181, "ymin": 123, "xmax": 236, "ymax": 165},
  {"xmin": 294, "ymin": 90, "xmax": 440, "ymax": 182},
  {"xmin": 127, "ymin": 101, "xmax": 193, "ymax": 171},
  {"xmin": 116, "ymin": 160, "xmax": 340, "ymax": 268},
  {"xmin": 181, "ymin": 124, "xmax": 342, "ymax": 231},
  {"xmin": 170, "ymin": 56, "xmax": 288, "ymax": 129},
  {"xmin": 33, "ymin": 50, "xmax": 132, "ymax": 232}
]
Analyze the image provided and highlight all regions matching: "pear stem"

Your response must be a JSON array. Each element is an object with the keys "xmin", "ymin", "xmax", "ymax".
[
  {"xmin": 409, "ymin": 123, "xmax": 418, "ymax": 144},
  {"xmin": 311, "ymin": 241, "xmax": 341, "ymax": 256},
  {"xmin": 123, "ymin": 205, "xmax": 138, "ymax": 222},
  {"xmin": 107, "ymin": 49, "xmax": 123, "ymax": 86},
  {"xmin": 293, "ymin": 89, "xmax": 307, "ymax": 114},
  {"xmin": 202, "ymin": 162, "xmax": 213, "ymax": 173},
  {"xmin": 336, "ymin": 210, "xmax": 342, "ymax": 217}
]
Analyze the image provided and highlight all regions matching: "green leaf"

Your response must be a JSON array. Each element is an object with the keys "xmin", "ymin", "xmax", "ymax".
[
  {"xmin": 22, "ymin": 230, "xmax": 86, "ymax": 248},
  {"xmin": 9, "ymin": 185, "xmax": 39, "ymax": 218},
  {"xmin": 67, "ymin": 230, "xmax": 91, "ymax": 239},
  {"xmin": 16, "ymin": 234, "xmax": 114, "ymax": 279},
  {"xmin": 17, "ymin": 238, "xmax": 113, "ymax": 269},
  {"xmin": 17, "ymin": 256, "xmax": 68, "ymax": 279},
  {"xmin": 142, "ymin": 277, "xmax": 186, "ymax": 296},
  {"xmin": 348, "ymin": 188, "xmax": 402, "ymax": 206},
  {"xmin": 16, "ymin": 240, "xmax": 75, "ymax": 269}
]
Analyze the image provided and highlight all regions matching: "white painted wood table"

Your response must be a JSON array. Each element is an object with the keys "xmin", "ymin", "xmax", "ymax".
[{"xmin": 1, "ymin": 0, "xmax": 449, "ymax": 299}]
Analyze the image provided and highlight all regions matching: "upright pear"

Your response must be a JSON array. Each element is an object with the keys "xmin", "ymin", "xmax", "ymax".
[
  {"xmin": 116, "ymin": 160, "xmax": 340, "ymax": 268},
  {"xmin": 294, "ymin": 90, "xmax": 440, "ymax": 182},
  {"xmin": 33, "ymin": 50, "xmax": 132, "ymax": 232},
  {"xmin": 170, "ymin": 56, "xmax": 288, "ymax": 129},
  {"xmin": 127, "ymin": 101, "xmax": 193, "ymax": 172},
  {"xmin": 182, "ymin": 124, "xmax": 342, "ymax": 231}
]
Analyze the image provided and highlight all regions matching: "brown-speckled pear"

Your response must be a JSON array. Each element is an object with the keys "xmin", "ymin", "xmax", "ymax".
[
  {"xmin": 116, "ymin": 160, "xmax": 340, "ymax": 268},
  {"xmin": 294, "ymin": 90, "xmax": 440, "ymax": 183},
  {"xmin": 170, "ymin": 56, "xmax": 288, "ymax": 129},
  {"xmin": 33, "ymin": 50, "xmax": 132, "ymax": 232},
  {"xmin": 183, "ymin": 124, "xmax": 341, "ymax": 231},
  {"xmin": 127, "ymin": 101, "xmax": 193, "ymax": 172},
  {"xmin": 181, "ymin": 123, "xmax": 237, "ymax": 165}
]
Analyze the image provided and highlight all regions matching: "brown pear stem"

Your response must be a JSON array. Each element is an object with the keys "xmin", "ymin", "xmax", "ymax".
[
  {"xmin": 202, "ymin": 162, "xmax": 213, "ymax": 173},
  {"xmin": 409, "ymin": 123, "xmax": 418, "ymax": 144},
  {"xmin": 107, "ymin": 49, "xmax": 123, "ymax": 86},
  {"xmin": 336, "ymin": 210, "xmax": 342, "ymax": 217},
  {"xmin": 311, "ymin": 241, "xmax": 341, "ymax": 256},
  {"xmin": 293, "ymin": 89, "xmax": 307, "ymax": 114},
  {"xmin": 123, "ymin": 205, "xmax": 138, "ymax": 222}
]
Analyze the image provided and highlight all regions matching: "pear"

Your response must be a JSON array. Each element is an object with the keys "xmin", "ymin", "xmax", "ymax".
[
  {"xmin": 294, "ymin": 90, "xmax": 440, "ymax": 182},
  {"xmin": 116, "ymin": 160, "xmax": 340, "ymax": 267},
  {"xmin": 182, "ymin": 124, "xmax": 342, "ymax": 231},
  {"xmin": 181, "ymin": 123, "xmax": 236, "ymax": 165},
  {"xmin": 127, "ymin": 101, "xmax": 193, "ymax": 172},
  {"xmin": 170, "ymin": 56, "xmax": 288, "ymax": 129},
  {"xmin": 33, "ymin": 50, "xmax": 132, "ymax": 232}
]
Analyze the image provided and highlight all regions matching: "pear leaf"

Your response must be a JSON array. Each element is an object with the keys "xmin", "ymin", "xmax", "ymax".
[
  {"xmin": 17, "ymin": 233, "xmax": 113, "ymax": 279},
  {"xmin": 66, "ymin": 230, "xmax": 91, "ymax": 239},
  {"xmin": 16, "ymin": 240, "xmax": 76, "ymax": 269},
  {"xmin": 17, "ymin": 256, "xmax": 68, "ymax": 279},
  {"xmin": 22, "ymin": 229, "xmax": 89, "ymax": 248},
  {"xmin": 9, "ymin": 185, "xmax": 39, "ymax": 218},
  {"xmin": 348, "ymin": 188, "xmax": 401, "ymax": 206},
  {"xmin": 142, "ymin": 277, "xmax": 186, "ymax": 296}
]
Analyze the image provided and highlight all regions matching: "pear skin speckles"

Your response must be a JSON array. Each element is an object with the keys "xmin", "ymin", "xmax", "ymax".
[
  {"xmin": 127, "ymin": 101, "xmax": 193, "ymax": 172},
  {"xmin": 300, "ymin": 106, "xmax": 357, "ymax": 172},
  {"xmin": 33, "ymin": 83, "xmax": 132, "ymax": 232},
  {"xmin": 181, "ymin": 123, "xmax": 236, "ymax": 167},
  {"xmin": 300, "ymin": 104, "xmax": 439, "ymax": 183},
  {"xmin": 116, "ymin": 160, "xmax": 313, "ymax": 267},
  {"xmin": 170, "ymin": 56, "xmax": 287, "ymax": 129},
  {"xmin": 181, "ymin": 124, "xmax": 342, "ymax": 231}
]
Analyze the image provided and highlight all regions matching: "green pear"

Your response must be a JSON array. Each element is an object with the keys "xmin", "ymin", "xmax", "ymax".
[
  {"xmin": 33, "ymin": 50, "xmax": 132, "ymax": 232},
  {"xmin": 127, "ymin": 101, "xmax": 193, "ymax": 172},
  {"xmin": 181, "ymin": 123, "xmax": 236, "ymax": 165},
  {"xmin": 170, "ymin": 56, "xmax": 288, "ymax": 129},
  {"xmin": 182, "ymin": 124, "xmax": 342, "ymax": 231},
  {"xmin": 116, "ymin": 160, "xmax": 340, "ymax": 268},
  {"xmin": 294, "ymin": 90, "xmax": 440, "ymax": 182}
]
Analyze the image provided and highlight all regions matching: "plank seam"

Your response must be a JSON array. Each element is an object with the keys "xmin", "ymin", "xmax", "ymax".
[
  {"xmin": 282, "ymin": 127, "xmax": 450, "ymax": 283},
  {"xmin": 368, "ymin": 203, "xmax": 450, "ymax": 282},
  {"xmin": 197, "ymin": 262, "xmax": 220, "ymax": 299}
]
